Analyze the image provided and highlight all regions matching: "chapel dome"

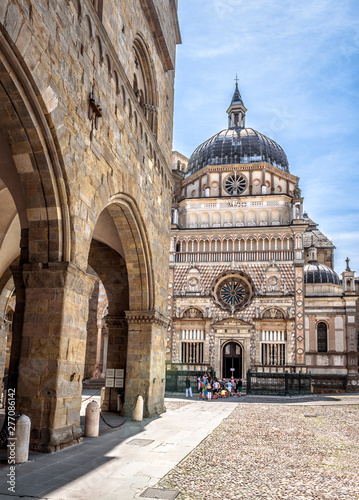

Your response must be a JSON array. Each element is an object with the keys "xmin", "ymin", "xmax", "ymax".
[
  {"xmin": 304, "ymin": 262, "xmax": 340, "ymax": 285},
  {"xmin": 186, "ymin": 127, "xmax": 289, "ymax": 176}
]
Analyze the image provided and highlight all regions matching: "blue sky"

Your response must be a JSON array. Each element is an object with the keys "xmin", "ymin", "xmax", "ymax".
[{"xmin": 173, "ymin": 0, "xmax": 359, "ymax": 275}]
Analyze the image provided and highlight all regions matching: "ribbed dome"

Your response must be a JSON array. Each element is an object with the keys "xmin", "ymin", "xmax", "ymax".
[
  {"xmin": 186, "ymin": 127, "xmax": 289, "ymax": 177},
  {"xmin": 304, "ymin": 263, "xmax": 340, "ymax": 285}
]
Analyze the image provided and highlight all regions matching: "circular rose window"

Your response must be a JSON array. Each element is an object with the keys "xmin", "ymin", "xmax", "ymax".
[
  {"xmin": 224, "ymin": 172, "xmax": 247, "ymax": 195},
  {"xmin": 211, "ymin": 271, "xmax": 254, "ymax": 312}
]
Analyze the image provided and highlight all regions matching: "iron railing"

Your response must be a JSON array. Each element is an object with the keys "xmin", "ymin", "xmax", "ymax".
[{"xmin": 246, "ymin": 370, "xmax": 311, "ymax": 396}]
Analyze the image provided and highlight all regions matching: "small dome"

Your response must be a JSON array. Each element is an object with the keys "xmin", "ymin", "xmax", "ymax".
[
  {"xmin": 304, "ymin": 263, "xmax": 340, "ymax": 285},
  {"xmin": 186, "ymin": 127, "xmax": 289, "ymax": 177}
]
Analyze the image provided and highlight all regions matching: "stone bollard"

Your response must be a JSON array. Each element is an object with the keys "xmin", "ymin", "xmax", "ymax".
[
  {"xmin": 133, "ymin": 395, "xmax": 143, "ymax": 421},
  {"xmin": 85, "ymin": 401, "xmax": 100, "ymax": 437},
  {"xmin": 10, "ymin": 415, "xmax": 31, "ymax": 464}
]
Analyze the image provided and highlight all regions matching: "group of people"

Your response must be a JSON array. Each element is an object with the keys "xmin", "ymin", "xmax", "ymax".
[{"xmin": 185, "ymin": 373, "xmax": 243, "ymax": 399}]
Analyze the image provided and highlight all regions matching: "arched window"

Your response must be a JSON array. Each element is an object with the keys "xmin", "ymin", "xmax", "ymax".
[
  {"xmin": 317, "ymin": 322, "xmax": 328, "ymax": 352},
  {"xmin": 133, "ymin": 34, "xmax": 158, "ymax": 135}
]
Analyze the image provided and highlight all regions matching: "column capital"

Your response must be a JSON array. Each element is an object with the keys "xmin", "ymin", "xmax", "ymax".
[
  {"xmin": 125, "ymin": 310, "xmax": 169, "ymax": 327},
  {"xmin": 11, "ymin": 261, "xmax": 97, "ymax": 297},
  {"xmin": 105, "ymin": 316, "xmax": 127, "ymax": 328}
]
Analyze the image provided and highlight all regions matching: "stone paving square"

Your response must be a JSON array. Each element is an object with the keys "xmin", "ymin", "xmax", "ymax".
[{"xmin": 0, "ymin": 395, "xmax": 358, "ymax": 499}]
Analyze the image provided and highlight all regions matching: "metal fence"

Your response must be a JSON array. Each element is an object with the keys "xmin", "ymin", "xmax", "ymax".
[
  {"xmin": 166, "ymin": 368, "xmax": 215, "ymax": 393},
  {"xmin": 246, "ymin": 371, "xmax": 311, "ymax": 396}
]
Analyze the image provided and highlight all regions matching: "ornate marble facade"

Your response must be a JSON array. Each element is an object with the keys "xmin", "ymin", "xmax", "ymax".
[{"xmin": 168, "ymin": 84, "xmax": 359, "ymax": 390}]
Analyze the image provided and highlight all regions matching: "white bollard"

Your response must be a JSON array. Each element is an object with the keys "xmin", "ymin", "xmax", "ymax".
[
  {"xmin": 84, "ymin": 401, "xmax": 100, "ymax": 437},
  {"xmin": 133, "ymin": 395, "xmax": 143, "ymax": 421},
  {"xmin": 11, "ymin": 415, "xmax": 31, "ymax": 464}
]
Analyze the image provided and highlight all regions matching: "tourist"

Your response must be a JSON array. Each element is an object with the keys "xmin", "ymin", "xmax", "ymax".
[
  {"xmin": 207, "ymin": 378, "xmax": 212, "ymax": 400},
  {"xmin": 212, "ymin": 378, "xmax": 220, "ymax": 398},
  {"xmin": 197, "ymin": 375, "xmax": 202, "ymax": 398},
  {"xmin": 220, "ymin": 386, "xmax": 227, "ymax": 398},
  {"xmin": 185, "ymin": 376, "xmax": 193, "ymax": 398},
  {"xmin": 202, "ymin": 379, "xmax": 208, "ymax": 400},
  {"xmin": 236, "ymin": 379, "xmax": 242, "ymax": 397},
  {"xmin": 226, "ymin": 379, "xmax": 233, "ymax": 396}
]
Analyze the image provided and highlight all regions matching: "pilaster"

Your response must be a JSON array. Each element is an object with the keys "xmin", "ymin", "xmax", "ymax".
[
  {"xmin": 294, "ymin": 266, "xmax": 305, "ymax": 367},
  {"xmin": 11, "ymin": 262, "xmax": 97, "ymax": 452}
]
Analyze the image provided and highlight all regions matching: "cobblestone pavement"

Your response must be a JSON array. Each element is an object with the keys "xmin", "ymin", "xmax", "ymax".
[{"xmin": 158, "ymin": 402, "xmax": 359, "ymax": 500}]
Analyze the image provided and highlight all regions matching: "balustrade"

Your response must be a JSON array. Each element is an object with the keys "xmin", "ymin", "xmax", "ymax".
[{"xmin": 171, "ymin": 250, "xmax": 294, "ymax": 263}]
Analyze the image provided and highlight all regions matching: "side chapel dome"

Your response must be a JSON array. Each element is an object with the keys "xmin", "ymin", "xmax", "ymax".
[
  {"xmin": 304, "ymin": 262, "xmax": 340, "ymax": 285},
  {"xmin": 186, "ymin": 82, "xmax": 289, "ymax": 176}
]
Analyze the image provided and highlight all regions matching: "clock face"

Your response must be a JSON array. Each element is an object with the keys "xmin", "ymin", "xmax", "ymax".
[
  {"xmin": 224, "ymin": 172, "xmax": 247, "ymax": 195},
  {"xmin": 211, "ymin": 271, "xmax": 254, "ymax": 312}
]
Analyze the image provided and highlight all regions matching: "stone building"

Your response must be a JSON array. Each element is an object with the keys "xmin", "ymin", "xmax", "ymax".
[
  {"xmin": 168, "ymin": 84, "xmax": 359, "ymax": 391},
  {"xmin": 0, "ymin": 0, "xmax": 180, "ymax": 451}
]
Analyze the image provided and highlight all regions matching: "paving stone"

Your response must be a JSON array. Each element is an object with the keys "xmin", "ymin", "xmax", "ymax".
[{"xmin": 158, "ymin": 402, "xmax": 359, "ymax": 500}]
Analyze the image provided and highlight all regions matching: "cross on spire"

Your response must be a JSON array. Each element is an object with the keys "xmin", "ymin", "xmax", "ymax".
[{"xmin": 234, "ymin": 74, "xmax": 239, "ymax": 86}]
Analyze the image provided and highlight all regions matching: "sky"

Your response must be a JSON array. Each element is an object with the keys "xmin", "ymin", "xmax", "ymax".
[{"xmin": 172, "ymin": 0, "xmax": 359, "ymax": 275}]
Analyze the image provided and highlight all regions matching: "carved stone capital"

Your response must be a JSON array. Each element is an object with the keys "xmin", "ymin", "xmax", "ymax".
[
  {"xmin": 105, "ymin": 316, "xmax": 127, "ymax": 328},
  {"xmin": 125, "ymin": 310, "xmax": 169, "ymax": 327}
]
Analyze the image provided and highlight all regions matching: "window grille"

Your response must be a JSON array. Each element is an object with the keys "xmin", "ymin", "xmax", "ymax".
[
  {"xmin": 181, "ymin": 342, "xmax": 204, "ymax": 364},
  {"xmin": 262, "ymin": 343, "xmax": 286, "ymax": 366}
]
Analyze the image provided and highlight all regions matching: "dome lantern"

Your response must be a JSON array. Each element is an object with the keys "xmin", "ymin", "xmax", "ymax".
[
  {"xmin": 226, "ymin": 77, "xmax": 247, "ymax": 128},
  {"xmin": 186, "ymin": 81, "xmax": 290, "ymax": 177}
]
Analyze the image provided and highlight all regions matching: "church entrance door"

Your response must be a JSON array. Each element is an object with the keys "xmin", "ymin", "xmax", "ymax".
[{"xmin": 222, "ymin": 342, "xmax": 242, "ymax": 379}]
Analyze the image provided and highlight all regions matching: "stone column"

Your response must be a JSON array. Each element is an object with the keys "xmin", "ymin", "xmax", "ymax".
[
  {"xmin": 12, "ymin": 262, "xmax": 96, "ymax": 452},
  {"xmin": 0, "ymin": 320, "xmax": 7, "ymax": 385},
  {"xmin": 124, "ymin": 310, "xmax": 169, "ymax": 417},
  {"xmin": 102, "ymin": 324, "xmax": 109, "ymax": 375}
]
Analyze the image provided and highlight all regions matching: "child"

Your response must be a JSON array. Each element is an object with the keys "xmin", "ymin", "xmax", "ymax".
[{"xmin": 202, "ymin": 380, "xmax": 208, "ymax": 400}]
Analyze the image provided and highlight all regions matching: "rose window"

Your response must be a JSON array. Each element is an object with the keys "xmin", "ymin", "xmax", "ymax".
[
  {"xmin": 211, "ymin": 271, "xmax": 254, "ymax": 312},
  {"xmin": 220, "ymin": 280, "xmax": 247, "ymax": 306},
  {"xmin": 224, "ymin": 172, "xmax": 247, "ymax": 195}
]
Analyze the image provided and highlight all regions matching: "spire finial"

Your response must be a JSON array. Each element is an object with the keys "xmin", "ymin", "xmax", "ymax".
[{"xmin": 234, "ymin": 74, "xmax": 239, "ymax": 86}]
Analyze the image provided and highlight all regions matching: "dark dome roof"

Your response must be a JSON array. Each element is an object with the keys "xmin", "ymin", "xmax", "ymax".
[
  {"xmin": 186, "ymin": 127, "xmax": 289, "ymax": 176},
  {"xmin": 304, "ymin": 263, "xmax": 340, "ymax": 285}
]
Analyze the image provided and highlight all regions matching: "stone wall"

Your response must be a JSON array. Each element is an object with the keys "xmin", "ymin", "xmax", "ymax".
[{"xmin": 0, "ymin": 0, "xmax": 179, "ymax": 449}]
